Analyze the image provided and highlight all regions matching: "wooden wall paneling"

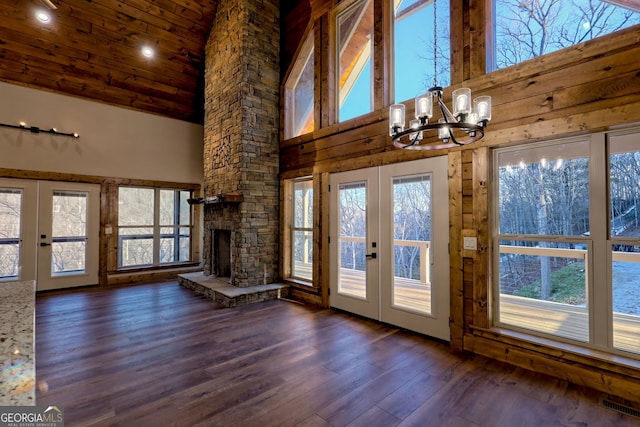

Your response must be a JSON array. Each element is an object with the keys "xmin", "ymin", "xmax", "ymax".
[
  {"xmin": 463, "ymin": 258, "xmax": 475, "ymax": 333},
  {"xmin": 99, "ymin": 182, "xmax": 110, "ymax": 286},
  {"xmin": 314, "ymin": 18, "xmax": 323, "ymax": 132},
  {"xmin": 373, "ymin": 0, "xmax": 391, "ymax": 110},
  {"xmin": 281, "ymin": 179, "xmax": 293, "ymax": 279},
  {"xmin": 465, "ymin": 331, "xmax": 640, "ymax": 404},
  {"xmin": 320, "ymin": 13, "xmax": 335, "ymax": 128},
  {"xmin": 107, "ymin": 182, "xmax": 120, "ymax": 274},
  {"xmin": 485, "ymin": 100, "xmax": 640, "ymax": 149},
  {"xmin": 472, "ymin": 147, "xmax": 489, "ymax": 328},
  {"xmin": 449, "ymin": 0, "xmax": 465, "ymax": 85},
  {"xmin": 318, "ymin": 172, "xmax": 331, "ymax": 307},
  {"xmin": 448, "ymin": 151, "xmax": 464, "ymax": 351},
  {"xmin": 191, "ymin": 187, "xmax": 201, "ymax": 267},
  {"xmin": 282, "ymin": 0, "xmax": 313, "ymax": 75},
  {"xmin": 468, "ymin": 0, "xmax": 487, "ymax": 79}
]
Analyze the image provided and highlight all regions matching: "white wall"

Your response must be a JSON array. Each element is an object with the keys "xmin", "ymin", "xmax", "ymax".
[{"xmin": 0, "ymin": 81, "xmax": 203, "ymax": 184}]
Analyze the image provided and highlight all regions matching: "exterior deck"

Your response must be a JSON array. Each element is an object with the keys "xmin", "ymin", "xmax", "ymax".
[{"xmin": 296, "ymin": 262, "xmax": 640, "ymax": 355}]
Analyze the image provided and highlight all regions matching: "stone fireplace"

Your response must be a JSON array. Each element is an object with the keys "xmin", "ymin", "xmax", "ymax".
[{"xmin": 199, "ymin": 0, "xmax": 281, "ymax": 292}]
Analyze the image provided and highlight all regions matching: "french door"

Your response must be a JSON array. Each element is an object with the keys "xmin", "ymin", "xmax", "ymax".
[
  {"xmin": 329, "ymin": 157, "xmax": 450, "ymax": 340},
  {"xmin": 0, "ymin": 179, "xmax": 99, "ymax": 290}
]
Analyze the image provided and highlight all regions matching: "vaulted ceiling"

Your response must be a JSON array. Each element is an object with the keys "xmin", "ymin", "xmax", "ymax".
[{"xmin": 0, "ymin": 0, "xmax": 220, "ymax": 123}]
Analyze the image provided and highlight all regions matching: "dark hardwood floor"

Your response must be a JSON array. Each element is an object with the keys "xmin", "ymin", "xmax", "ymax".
[{"xmin": 36, "ymin": 281, "xmax": 638, "ymax": 426}]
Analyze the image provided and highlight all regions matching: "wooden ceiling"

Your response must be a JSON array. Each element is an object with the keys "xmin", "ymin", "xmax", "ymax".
[{"xmin": 0, "ymin": 0, "xmax": 220, "ymax": 123}]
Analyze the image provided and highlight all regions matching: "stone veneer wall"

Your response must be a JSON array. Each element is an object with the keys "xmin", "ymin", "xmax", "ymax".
[{"xmin": 203, "ymin": 0, "xmax": 280, "ymax": 287}]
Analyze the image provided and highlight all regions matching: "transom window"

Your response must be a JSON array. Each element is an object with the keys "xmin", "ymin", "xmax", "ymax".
[
  {"xmin": 337, "ymin": 0, "xmax": 374, "ymax": 122},
  {"xmin": 117, "ymin": 187, "xmax": 192, "ymax": 269},
  {"xmin": 284, "ymin": 31, "xmax": 314, "ymax": 139},
  {"xmin": 393, "ymin": 0, "xmax": 450, "ymax": 102},
  {"xmin": 492, "ymin": 0, "xmax": 640, "ymax": 71}
]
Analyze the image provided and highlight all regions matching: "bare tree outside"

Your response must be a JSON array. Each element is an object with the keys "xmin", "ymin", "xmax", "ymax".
[
  {"xmin": 0, "ymin": 189, "xmax": 21, "ymax": 278},
  {"xmin": 118, "ymin": 187, "xmax": 191, "ymax": 268},
  {"xmin": 494, "ymin": 0, "xmax": 640, "ymax": 70}
]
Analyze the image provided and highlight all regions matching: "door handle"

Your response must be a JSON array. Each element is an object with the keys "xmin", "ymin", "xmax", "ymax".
[
  {"xmin": 40, "ymin": 242, "xmax": 51, "ymax": 247},
  {"xmin": 365, "ymin": 253, "xmax": 377, "ymax": 259}
]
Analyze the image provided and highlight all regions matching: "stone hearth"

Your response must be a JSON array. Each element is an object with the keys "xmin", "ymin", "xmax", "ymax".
[{"xmin": 178, "ymin": 272, "xmax": 288, "ymax": 308}]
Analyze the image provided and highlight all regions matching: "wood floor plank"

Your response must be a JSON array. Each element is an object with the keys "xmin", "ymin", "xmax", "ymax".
[{"xmin": 35, "ymin": 281, "xmax": 640, "ymax": 426}]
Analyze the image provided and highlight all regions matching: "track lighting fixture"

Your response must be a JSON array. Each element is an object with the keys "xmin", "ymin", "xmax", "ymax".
[{"xmin": 0, "ymin": 122, "xmax": 79, "ymax": 139}]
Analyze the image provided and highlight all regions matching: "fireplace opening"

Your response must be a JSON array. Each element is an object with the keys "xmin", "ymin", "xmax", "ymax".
[{"xmin": 212, "ymin": 229, "xmax": 231, "ymax": 279}]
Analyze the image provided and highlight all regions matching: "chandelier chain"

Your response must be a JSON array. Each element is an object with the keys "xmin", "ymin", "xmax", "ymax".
[{"xmin": 433, "ymin": 0, "xmax": 438, "ymax": 88}]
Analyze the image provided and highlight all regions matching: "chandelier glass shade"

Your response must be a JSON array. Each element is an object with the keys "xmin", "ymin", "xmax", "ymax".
[{"xmin": 389, "ymin": 86, "xmax": 491, "ymax": 150}]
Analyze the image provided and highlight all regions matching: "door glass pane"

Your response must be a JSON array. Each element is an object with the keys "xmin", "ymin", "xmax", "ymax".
[
  {"xmin": 392, "ymin": 174, "xmax": 432, "ymax": 313},
  {"xmin": 51, "ymin": 191, "xmax": 87, "ymax": 274},
  {"xmin": 337, "ymin": 0, "xmax": 374, "ymax": 122},
  {"xmin": 338, "ymin": 182, "xmax": 367, "ymax": 298},
  {"xmin": 0, "ymin": 188, "xmax": 22, "ymax": 279}
]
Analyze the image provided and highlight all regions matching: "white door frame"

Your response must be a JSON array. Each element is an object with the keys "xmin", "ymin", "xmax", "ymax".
[
  {"xmin": 329, "ymin": 167, "xmax": 380, "ymax": 320},
  {"xmin": 329, "ymin": 157, "xmax": 450, "ymax": 340},
  {"xmin": 37, "ymin": 181, "xmax": 100, "ymax": 291},
  {"xmin": 0, "ymin": 178, "xmax": 99, "ymax": 290}
]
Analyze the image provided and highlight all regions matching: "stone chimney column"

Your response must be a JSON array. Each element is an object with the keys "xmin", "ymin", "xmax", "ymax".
[{"xmin": 202, "ymin": 0, "xmax": 280, "ymax": 287}]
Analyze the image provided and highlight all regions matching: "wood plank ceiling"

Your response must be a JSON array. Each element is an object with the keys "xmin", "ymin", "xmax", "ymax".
[{"xmin": 0, "ymin": 0, "xmax": 219, "ymax": 123}]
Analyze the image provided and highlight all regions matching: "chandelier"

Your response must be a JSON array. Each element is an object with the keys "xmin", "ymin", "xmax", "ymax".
[
  {"xmin": 389, "ymin": 87, "xmax": 491, "ymax": 150},
  {"xmin": 388, "ymin": 0, "xmax": 491, "ymax": 150}
]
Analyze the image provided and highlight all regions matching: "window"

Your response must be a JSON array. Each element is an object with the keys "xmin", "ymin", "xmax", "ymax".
[
  {"xmin": 118, "ymin": 187, "xmax": 192, "ymax": 269},
  {"xmin": 495, "ymin": 140, "xmax": 591, "ymax": 342},
  {"xmin": 494, "ymin": 130, "xmax": 640, "ymax": 357},
  {"xmin": 0, "ymin": 188, "xmax": 22, "ymax": 279},
  {"xmin": 290, "ymin": 178, "xmax": 314, "ymax": 281},
  {"xmin": 337, "ymin": 0, "xmax": 374, "ymax": 122},
  {"xmin": 284, "ymin": 31, "xmax": 314, "ymax": 139},
  {"xmin": 393, "ymin": 0, "xmax": 450, "ymax": 102},
  {"xmin": 491, "ymin": 0, "xmax": 640, "ymax": 71},
  {"xmin": 609, "ymin": 132, "xmax": 640, "ymax": 354}
]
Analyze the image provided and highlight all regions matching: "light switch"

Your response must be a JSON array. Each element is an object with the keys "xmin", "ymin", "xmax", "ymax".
[{"xmin": 463, "ymin": 236, "xmax": 477, "ymax": 251}]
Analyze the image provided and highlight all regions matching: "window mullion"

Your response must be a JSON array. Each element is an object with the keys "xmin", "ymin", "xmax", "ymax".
[
  {"xmin": 589, "ymin": 132, "xmax": 611, "ymax": 348},
  {"xmin": 153, "ymin": 189, "xmax": 161, "ymax": 266}
]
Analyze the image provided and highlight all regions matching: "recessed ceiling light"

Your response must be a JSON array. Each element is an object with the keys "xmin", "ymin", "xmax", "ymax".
[
  {"xmin": 141, "ymin": 46, "xmax": 154, "ymax": 58},
  {"xmin": 36, "ymin": 10, "xmax": 51, "ymax": 23}
]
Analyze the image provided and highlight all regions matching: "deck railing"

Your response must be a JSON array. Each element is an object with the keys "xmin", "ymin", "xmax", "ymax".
[{"xmin": 337, "ymin": 236, "xmax": 430, "ymax": 283}]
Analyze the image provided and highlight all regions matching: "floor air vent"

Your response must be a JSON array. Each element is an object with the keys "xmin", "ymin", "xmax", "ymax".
[{"xmin": 601, "ymin": 398, "xmax": 640, "ymax": 418}]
